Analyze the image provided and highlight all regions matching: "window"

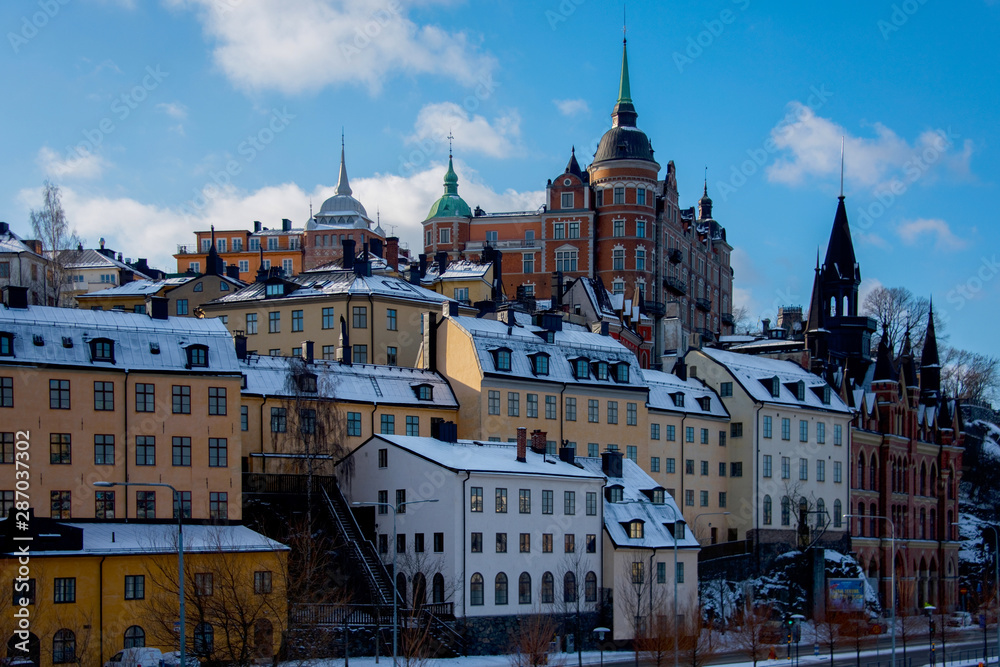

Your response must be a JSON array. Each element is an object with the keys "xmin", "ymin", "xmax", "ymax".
[
  {"xmin": 555, "ymin": 249, "xmax": 578, "ymax": 272},
  {"xmin": 208, "ymin": 438, "xmax": 227, "ymax": 467},
  {"xmin": 542, "ymin": 490, "xmax": 553, "ymax": 514},
  {"xmin": 763, "ymin": 416, "xmax": 772, "ymax": 439},
  {"xmin": 800, "ymin": 420, "xmax": 809, "ymax": 442},
  {"xmin": 587, "ymin": 443, "xmax": 598, "ymax": 457},
  {"xmin": 352, "ymin": 306, "xmax": 367, "ymax": 328},
  {"xmin": 731, "ymin": 462, "xmax": 743, "ymax": 477},
  {"xmin": 613, "ymin": 247, "xmax": 625, "ymax": 270},
  {"xmin": 631, "ymin": 561, "xmax": 644, "ymax": 585},
  {"xmin": 0, "ymin": 335, "xmax": 12, "ymax": 358},
  {"xmin": 495, "ymin": 532, "xmax": 507, "ymax": 553},
  {"xmin": 799, "ymin": 458, "xmax": 809, "ymax": 481},
  {"xmin": 135, "ymin": 383, "xmax": 154, "ymax": 412},
  {"xmin": 406, "ymin": 416, "xmax": 419, "ymax": 436},
  {"xmin": 384, "ymin": 308, "xmax": 399, "ymax": 332},
  {"xmin": 91, "ymin": 381, "xmax": 115, "ymax": 411},
  {"xmin": 54, "ymin": 577, "xmax": 76, "ymax": 603},
  {"xmin": 530, "ymin": 354, "xmax": 550, "ymax": 376},
  {"xmin": 817, "ymin": 460, "xmax": 826, "ymax": 482},
  {"xmin": 563, "ymin": 572, "xmax": 577, "ymax": 603},
  {"xmin": 238, "ymin": 259, "xmax": 249, "ymax": 272},
  {"xmin": 685, "ymin": 490, "xmax": 694, "ymax": 506},
  {"xmin": 490, "ymin": 488, "xmax": 507, "ymax": 515},
  {"xmin": 495, "ymin": 348, "xmax": 512, "ymax": 371},
  {"xmin": 763, "ymin": 454, "xmax": 772, "ymax": 478},
  {"xmin": 378, "ymin": 535, "xmax": 388, "ymax": 554},
  {"xmin": 377, "ymin": 490, "xmax": 388, "ymax": 514},
  {"xmin": 322, "ymin": 307, "xmax": 335, "ymax": 329},
  {"xmin": 520, "ymin": 533, "xmax": 531, "ymax": 553},
  {"xmin": 560, "ymin": 192, "xmax": 574, "ymax": 209},
  {"xmin": 50, "ymin": 379, "xmax": 70, "ymax": 409},
  {"xmin": 254, "ymin": 571, "xmax": 273, "ymax": 595},
  {"xmin": 439, "ymin": 228, "xmax": 451, "ymax": 244},
  {"xmin": 625, "ymin": 402, "xmax": 638, "ymax": 426},
  {"xmin": 834, "ymin": 461, "xmax": 843, "ymax": 483},
  {"xmin": 125, "ymin": 575, "xmax": 145, "ymax": 600},
  {"xmin": 781, "ymin": 456, "xmax": 791, "ymax": 479},
  {"xmin": 699, "ymin": 490, "xmax": 709, "ymax": 507},
  {"xmin": 267, "ymin": 311, "xmax": 281, "ymax": 334},
  {"xmin": 123, "ymin": 625, "xmax": 145, "ymax": 649},
  {"xmin": 763, "ymin": 495, "xmax": 773, "ymax": 525},
  {"xmin": 207, "ymin": 387, "xmax": 227, "ymax": 416},
  {"xmin": 270, "ymin": 407, "xmax": 287, "ymax": 432},
  {"xmin": 0, "ymin": 377, "xmax": 11, "ymax": 407},
  {"xmin": 507, "ymin": 392, "xmax": 520, "ymax": 417},
  {"xmin": 781, "ymin": 418, "xmax": 791, "ymax": 440},
  {"xmin": 700, "ymin": 428, "xmax": 709, "ymax": 444},
  {"xmin": 667, "ymin": 425, "xmax": 676, "ymax": 441},
  {"xmin": 172, "ymin": 385, "xmax": 191, "ymax": 414},
  {"xmin": 834, "ymin": 424, "xmax": 843, "ymax": 446},
  {"xmin": 195, "ymin": 573, "xmax": 214, "ymax": 597},
  {"xmin": 136, "ymin": 491, "xmax": 155, "ymax": 519},
  {"xmin": 700, "ymin": 460, "xmax": 709, "ymax": 476},
  {"xmin": 542, "ymin": 533, "xmax": 553, "ymax": 553},
  {"xmin": 651, "ymin": 423, "xmax": 660, "ymax": 441},
  {"xmin": 518, "ymin": 573, "xmax": 532, "ymax": 604},
  {"xmin": 51, "ymin": 491, "xmax": 70, "ymax": 519},
  {"xmin": 172, "ymin": 437, "xmax": 191, "ymax": 466},
  {"xmin": 95, "ymin": 491, "xmax": 115, "ymax": 519},
  {"xmin": 488, "ymin": 390, "xmax": 500, "ymax": 415},
  {"xmin": 607, "ymin": 401, "xmax": 618, "ymax": 424},
  {"xmin": 210, "ymin": 492, "xmax": 227, "ymax": 520},
  {"xmin": 300, "ymin": 408, "xmax": 317, "ymax": 434},
  {"xmin": 522, "ymin": 393, "xmax": 537, "ymax": 418},
  {"xmin": 470, "ymin": 487, "xmax": 483, "ymax": 512},
  {"xmin": 396, "ymin": 489, "xmax": 407, "ymax": 513},
  {"xmin": 186, "ymin": 345, "xmax": 208, "ymax": 368},
  {"xmin": 470, "ymin": 532, "xmax": 483, "ymax": 553},
  {"xmin": 246, "ymin": 313, "xmax": 258, "ymax": 335},
  {"xmin": 519, "ymin": 489, "xmax": 531, "ymax": 513},
  {"xmin": 718, "ymin": 462, "xmax": 727, "ymax": 477},
  {"xmin": 347, "ymin": 411, "xmax": 362, "ymax": 437},
  {"xmin": 636, "ymin": 248, "xmax": 646, "ymax": 271},
  {"xmin": 685, "ymin": 427, "xmax": 695, "ymax": 443},
  {"xmin": 545, "ymin": 395, "xmax": 557, "ymax": 419},
  {"xmin": 522, "ymin": 253, "xmax": 534, "ymax": 274},
  {"xmin": 495, "ymin": 573, "xmax": 508, "ymax": 605},
  {"xmin": 50, "ymin": 433, "xmax": 71, "ymax": 464},
  {"xmin": 94, "ymin": 435, "xmax": 114, "ymax": 465},
  {"xmin": 52, "ymin": 629, "xmax": 76, "ymax": 664},
  {"xmin": 781, "ymin": 496, "xmax": 791, "ymax": 526},
  {"xmin": 0, "ymin": 433, "xmax": 12, "ymax": 465},
  {"xmin": 817, "ymin": 422, "xmax": 826, "ymax": 444},
  {"xmin": 833, "ymin": 500, "xmax": 843, "ymax": 527}
]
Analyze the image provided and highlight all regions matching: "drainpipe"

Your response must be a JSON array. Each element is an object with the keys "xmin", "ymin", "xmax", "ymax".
[
  {"xmin": 753, "ymin": 401, "xmax": 763, "ymax": 572},
  {"xmin": 558, "ymin": 382, "xmax": 567, "ymax": 446},
  {"xmin": 461, "ymin": 471, "xmax": 471, "ymax": 619},
  {"xmin": 99, "ymin": 555, "xmax": 106, "ymax": 666},
  {"xmin": 680, "ymin": 414, "xmax": 687, "ymax": 514},
  {"xmin": 259, "ymin": 396, "xmax": 268, "ymax": 472},
  {"xmin": 123, "ymin": 369, "xmax": 129, "ymax": 519},
  {"xmin": 367, "ymin": 294, "xmax": 375, "ymax": 363}
]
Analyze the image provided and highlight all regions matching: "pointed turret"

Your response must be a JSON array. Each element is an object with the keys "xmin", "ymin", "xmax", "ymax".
[
  {"xmin": 425, "ymin": 151, "xmax": 472, "ymax": 220},
  {"xmin": 698, "ymin": 178, "xmax": 713, "ymax": 220},
  {"xmin": 873, "ymin": 335, "xmax": 897, "ymax": 382},
  {"xmin": 593, "ymin": 37, "xmax": 654, "ymax": 164},
  {"xmin": 611, "ymin": 38, "xmax": 638, "ymax": 128},
  {"xmin": 565, "ymin": 146, "xmax": 584, "ymax": 179},
  {"xmin": 898, "ymin": 326, "xmax": 919, "ymax": 389},
  {"xmin": 920, "ymin": 301, "xmax": 941, "ymax": 405},
  {"xmin": 821, "ymin": 196, "xmax": 860, "ymax": 287},
  {"xmin": 206, "ymin": 225, "xmax": 222, "ymax": 276},
  {"xmin": 336, "ymin": 134, "xmax": 352, "ymax": 196}
]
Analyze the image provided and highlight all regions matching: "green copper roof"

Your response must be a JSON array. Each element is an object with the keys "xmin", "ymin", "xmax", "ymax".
[
  {"xmin": 426, "ymin": 156, "xmax": 471, "ymax": 219},
  {"xmin": 618, "ymin": 39, "xmax": 632, "ymax": 104}
]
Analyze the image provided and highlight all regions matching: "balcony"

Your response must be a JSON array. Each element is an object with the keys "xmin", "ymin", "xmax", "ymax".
[
  {"xmin": 176, "ymin": 245, "xmax": 196, "ymax": 254},
  {"xmin": 695, "ymin": 327, "xmax": 715, "ymax": 342},
  {"xmin": 664, "ymin": 277, "xmax": 687, "ymax": 295},
  {"xmin": 642, "ymin": 301, "xmax": 666, "ymax": 317},
  {"xmin": 464, "ymin": 239, "xmax": 537, "ymax": 252},
  {"xmin": 696, "ymin": 297, "xmax": 712, "ymax": 312},
  {"xmin": 721, "ymin": 312, "xmax": 734, "ymax": 325},
  {"xmin": 668, "ymin": 248, "xmax": 683, "ymax": 264}
]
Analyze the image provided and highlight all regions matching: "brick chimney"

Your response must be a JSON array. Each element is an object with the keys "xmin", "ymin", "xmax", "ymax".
[
  {"xmin": 386, "ymin": 236, "xmax": 399, "ymax": 271},
  {"xmin": 530, "ymin": 430, "xmax": 547, "ymax": 455},
  {"xmin": 516, "ymin": 427, "xmax": 527, "ymax": 463}
]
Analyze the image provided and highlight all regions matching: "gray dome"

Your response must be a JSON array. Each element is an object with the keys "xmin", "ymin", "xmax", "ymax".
[{"xmin": 594, "ymin": 126, "xmax": 655, "ymax": 163}]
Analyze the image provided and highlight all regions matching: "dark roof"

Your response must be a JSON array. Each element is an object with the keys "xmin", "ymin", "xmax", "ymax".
[
  {"xmin": 897, "ymin": 330, "xmax": 918, "ymax": 388},
  {"xmin": 565, "ymin": 146, "xmax": 584, "ymax": 179},
  {"xmin": 594, "ymin": 126, "xmax": 654, "ymax": 163},
  {"xmin": 820, "ymin": 196, "xmax": 860, "ymax": 284},
  {"xmin": 872, "ymin": 336, "xmax": 897, "ymax": 382},
  {"xmin": 921, "ymin": 304, "xmax": 940, "ymax": 368}
]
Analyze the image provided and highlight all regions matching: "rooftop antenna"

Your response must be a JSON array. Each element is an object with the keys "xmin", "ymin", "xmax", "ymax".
[
  {"xmin": 309, "ymin": 198, "xmax": 313, "ymax": 219},
  {"xmin": 388, "ymin": 224, "xmax": 397, "ymax": 236},
  {"xmin": 704, "ymin": 165, "xmax": 708, "ymax": 195},
  {"xmin": 839, "ymin": 135, "xmax": 845, "ymax": 198}
]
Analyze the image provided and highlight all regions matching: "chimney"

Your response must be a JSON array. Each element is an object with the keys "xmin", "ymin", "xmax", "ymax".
[
  {"xmin": 303, "ymin": 340, "xmax": 314, "ymax": 364},
  {"xmin": 762, "ymin": 318, "xmax": 771, "ymax": 336},
  {"xmin": 551, "ymin": 271, "xmax": 563, "ymax": 308},
  {"xmin": 342, "ymin": 239, "xmax": 356, "ymax": 270},
  {"xmin": 386, "ymin": 236, "xmax": 399, "ymax": 270},
  {"xmin": 530, "ymin": 430, "xmax": 547, "ymax": 455},
  {"xmin": 600, "ymin": 321, "xmax": 610, "ymax": 336},
  {"xmin": 559, "ymin": 443, "xmax": 576, "ymax": 465},
  {"xmin": 234, "ymin": 333, "xmax": 247, "ymax": 360},
  {"xmin": 418, "ymin": 254, "xmax": 428, "ymax": 279},
  {"xmin": 421, "ymin": 312, "xmax": 437, "ymax": 371},
  {"xmin": 254, "ymin": 220, "xmax": 262, "ymax": 233},
  {"xmin": 408, "ymin": 265, "xmax": 420, "ymax": 285},
  {"xmin": 674, "ymin": 357, "xmax": 687, "ymax": 381},
  {"xmin": 516, "ymin": 427, "xmax": 527, "ymax": 462},
  {"xmin": 282, "ymin": 218, "xmax": 292, "ymax": 232},
  {"xmin": 435, "ymin": 251, "xmax": 448, "ymax": 276},
  {"xmin": 147, "ymin": 296, "xmax": 169, "ymax": 320},
  {"xmin": 442, "ymin": 301, "xmax": 458, "ymax": 318},
  {"xmin": 601, "ymin": 450, "xmax": 623, "ymax": 477},
  {"xmin": 3, "ymin": 286, "xmax": 28, "ymax": 309},
  {"xmin": 437, "ymin": 421, "xmax": 458, "ymax": 443},
  {"xmin": 370, "ymin": 238, "xmax": 383, "ymax": 259},
  {"xmin": 121, "ymin": 269, "xmax": 134, "ymax": 285},
  {"xmin": 0, "ymin": 222, "xmax": 8, "ymax": 234},
  {"xmin": 226, "ymin": 264, "xmax": 240, "ymax": 280}
]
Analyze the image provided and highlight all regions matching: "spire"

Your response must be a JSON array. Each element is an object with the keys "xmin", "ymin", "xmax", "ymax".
[
  {"xmin": 821, "ymin": 195, "xmax": 860, "ymax": 283},
  {"xmin": 805, "ymin": 253, "xmax": 823, "ymax": 332},
  {"xmin": 565, "ymin": 146, "xmax": 583, "ymax": 178},
  {"xmin": 618, "ymin": 37, "xmax": 632, "ymax": 104},
  {"xmin": 698, "ymin": 175, "xmax": 713, "ymax": 220},
  {"xmin": 919, "ymin": 299, "xmax": 941, "ymax": 405},
  {"xmin": 921, "ymin": 300, "xmax": 940, "ymax": 368},
  {"xmin": 898, "ymin": 324, "xmax": 918, "ymax": 389},
  {"xmin": 206, "ymin": 225, "xmax": 220, "ymax": 276},
  {"xmin": 443, "ymin": 152, "xmax": 459, "ymax": 196},
  {"xmin": 611, "ymin": 37, "xmax": 638, "ymax": 128},
  {"xmin": 336, "ymin": 131, "xmax": 352, "ymax": 196},
  {"xmin": 839, "ymin": 136, "xmax": 845, "ymax": 198},
  {"xmin": 873, "ymin": 334, "xmax": 897, "ymax": 382}
]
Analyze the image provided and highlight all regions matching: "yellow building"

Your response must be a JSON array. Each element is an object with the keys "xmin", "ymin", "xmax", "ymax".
[
  {"xmin": 1, "ymin": 520, "xmax": 287, "ymax": 667},
  {"xmin": 419, "ymin": 258, "xmax": 498, "ymax": 306},
  {"xmin": 202, "ymin": 269, "xmax": 474, "ymax": 367},
  {"xmin": 76, "ymin": 275, "xmax": 245, "ymax": 318}
]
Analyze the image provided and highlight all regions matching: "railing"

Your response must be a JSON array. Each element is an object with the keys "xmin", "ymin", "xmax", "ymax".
[
  {"xmin": 668, "ymin": 248, "xmax": 683, "ymax": 264},
  {"xmin": 695, "ymin": 327, "xmax": 715, "ymax": 342},
  {"xmin": 698, "ymin": 538, "xmax": 751, "ymax": 561},
  {"xmin": 464, "ymin": 239, "xmax": 537, "ymax": 251},
  {"xmin": 243, "ymin": 472, "xmax": 337, "ymax": 495},
  {"xmin": 664, "ymin": 277, "xmax": 687, "ymax": 295},
  {"xmin": 721, "ymin": 312, "xmax": 734, "ymax": 325},
  {"xmin": 291, "ymin": 602, "xmax": 463, "ymax": 655},
  {"xmin": 176, "ymin": 245, "xmax": 196, "ymax": 254},
  {"xmin": 643, "ymin": 301, "xmax": 666, "ymax": 317},
  {"xmin": 696, "ymin": 297, "xmax": 712, "ymax": 311}
]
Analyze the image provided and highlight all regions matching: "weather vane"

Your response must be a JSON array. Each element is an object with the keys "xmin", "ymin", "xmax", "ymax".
[{"xmin": 447, "ymin": 130, "xmax": 454, "ymax": 158}]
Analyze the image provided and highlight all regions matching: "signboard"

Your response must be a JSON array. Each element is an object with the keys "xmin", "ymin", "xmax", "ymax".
[{"xmin": 827, "ymin": 578, "xmax": 865, "ymax": 612}]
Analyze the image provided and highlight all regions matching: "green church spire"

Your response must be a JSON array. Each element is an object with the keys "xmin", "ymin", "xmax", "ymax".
[{"xmin": 618, "ymin": 38, "xmax": 632, "ymax": 104}]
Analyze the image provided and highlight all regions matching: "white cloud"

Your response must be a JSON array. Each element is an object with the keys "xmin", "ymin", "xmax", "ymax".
[
  {"xmin": 157, "ymin": 102, "xmax": 188, "ymax": 120},
  {"xmin": 858, "ymin": 277, "xmax": 884, "ymax": 311},
  {"xmin": 896, "ymin": 218, "xmax": 966, "ymax": 251},
  {"xmin": 408, "ymin": 102, "xmax": 521, "ymax": 159},
  {"xmin": 37, "ymin": 146, "xmax": 108, "ymax": 180},
  {"xmin": 856, "ymin": 231, "xmax": 891, "ymax": 250},
  {"xmin": 163, "ymin": 0, "xmax": 496, "ymax": 94},
  {"xmin": 766, "ymin": 102, "xmax": 973, "ymax": 190},
  {"xmin": 15, "ymin": 161, "xmax": 542, "ymax": 273},
  {"xmin": 554, "ymin": 98, "xmax": 589, "ymax": 117}
]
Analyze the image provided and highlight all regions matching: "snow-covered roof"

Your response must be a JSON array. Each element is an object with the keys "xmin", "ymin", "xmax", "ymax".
[
  {"xmin": 642, "ymin": 368, "xmax": 729, "ymax": 418},
  {"xmin": 421, "ymin": 260, "xmax": 492, "ymax": 282},
  {"xmin": 25, "ymin": 523, "xmax": 288, "ymax": 556},
  {"xmin": 301, "ymin": 253, "xmax": 391, "ymax": 274},
  {"xmin": 697, "ymin": 347, "xmax": 850, "ymax": 413},
  {"xmin": 240, "ymin": 355, "xmax": 458, "ymax": 408},
  {"xmin": 0, "ymin": 304, "xmax": 240, "ymax": 373},
  {"xmin": 355, "ymin": 434, "xmax": 606, "ymax": 480},
  {"xmin": 76, "ymin": 276, "xmax": 193, "ymax": 298},
  {"xmin": 450, "ymin": 315, "xmax": 646, "ymax": 391},
  {"xmin": 0, "ymin": 229, "xmax": 43, "ymax": 257},
  {"xmin": 578, "ymin": 456, "xmax": 699, "ymax": 550},
  {"xmin": 59, "ymin": 248, "xmax": 151, "ymax": 278}
]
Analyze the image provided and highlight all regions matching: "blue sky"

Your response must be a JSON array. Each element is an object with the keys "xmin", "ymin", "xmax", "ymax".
[{"xmin": 1, "ymin": 0, "xmax": 997, "ymax": 356}]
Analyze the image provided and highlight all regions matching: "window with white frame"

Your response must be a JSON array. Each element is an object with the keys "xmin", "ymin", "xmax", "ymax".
[
  {"xmin": 613, "ymin": 219, "xmax": 625, "ymax": 237},
  {"xmin": 523, "ymin": 253, "xmax": 534, "ymax": 273},
  {"xmin": 636, "ymin": 248, "xmax": 646, "ymax": 271},
  {"xmin": 613, "ymin": 248, "xmax": 625, "ymax": 270},
  {"xmin": 561, "ymin": 192, "xmax": 573, "ymax": 209},
  {"xmin": 555, "ymin": 249, "xmax": 578, "ymax": 272},
  {"xmin": 439, "ymin": 228, "xmax": 451, "ymax": 244}
]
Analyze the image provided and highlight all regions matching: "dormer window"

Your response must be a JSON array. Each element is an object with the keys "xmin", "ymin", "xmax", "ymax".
[
  {"xmin": 265, "ymin": 282, "xmax": 283, "ymax": 297},
  {"xmin": 667, "ymin": 522, "xmax": 686, "ymax": 540},
  {"xmin": 193, "ymin": 282, "xmax": 204, "ymax": 292},
  {"xmin": 671, "ymin": 392, "xmax": 685, "ymax": 408},
  {"xmin": 593, "ymin": 361, "xmax": 609, "ymax": 381},
  {"xmin": 241, "ymin": 374, "xmax": 248, "ymax": 390},
  {"xmin": 149, "ymin": 342, "xmax": 160, "ymax": 355},
  {"xmin": 90, "ymin": 338, "xmax": 114, "ymax": 363},
  {"xmin": 62, "ymin": 337, "xmax": 73, "ymax": 348},
  {"xmin": 0, "ymin": 333, "xmax": 12, "ymax": 356},
  {"xmin": 606, "ymin": 485, "xmax": 624, "ymax": 503},
  {"xmin": 492, "ymin": 348, "xmax": 512, "ymax": 372},
  {"xmin": 534, "ymin": 329, "xmax": 555, "ymax": 344},
  {"xmin": 614, "ymin": 363, "xmax": 629, "ymax": 383},
  {"xmin": 32, "ymin": 334, "xmax": 44, "ymax": 347},
  {"xmin": 413, "ymin": 384, "xmax": 433, "ymax": 401},
  {"xmin": 625, "ymin": 520, "xmax": 644, "ymax": 539},
  {"xmin": 220, "ymin": 281, "xmax": 229, "ymax": 292},
  {"xmin": 651, "ymin": 489, "xmax": 665, "ymax": 504},
  {"xmin": 822, "ymin": 385, "xmax": 831, "ymax": 405},
  {"xmin": 785, "ymin": 380, "xmax": 805, "ymax": 401},
  {"xmin": 529, "ymin": 353, "xmax": 550, "ymax": 376},
  {"xmin": 298, "ymin": 373, "xmax": 318, "ymax": 393},
  {"xmin": 572, "ymin": 358, "xmax": 589, "ymax": 380},
  {"xmin": 186, "ymin": 344, "xmax": 209, "ymax": 368},
  {"xmin": 697, "ymin": 396, "xmax": 712, "ymax": 411},
  {"xmin": 760, "ymin": 376, "xmax": 780, "ymax": 398}
]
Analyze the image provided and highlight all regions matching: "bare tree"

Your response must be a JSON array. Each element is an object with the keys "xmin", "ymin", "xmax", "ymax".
[
  {"xmin": 815, "ymin": 610, "xmax": 841, "ymax": 667},
  {"xmin": 677, "ymin": 601, "xmax": 718, "ymax": 667},
  {"xmin": 28, "ymin": 181, "xmax": 81, "ymax": 306},
  {"xmin": 557, "ymin": 549, "xmax": 600, "ymax": 667},
  {"xmin": 634, "ymin": 594, "xmax": 678, "ymax": 667},
  {"xmin": 732, "ymin": 603, "xmax": 775, "ymax": 667},
  {"xmin": 507, "ymin": 612, "xmax": 563, "ymax": 667},
  {"xmin": 395, "ymin": 549, "xmax": 458, "ymax": 665},
  {"xmin": 942, "ymin": 347, "xmax": 999, "ymax": 403},
  {"xmin": 731, "ymin": 305, "xmax": 753, "ymax": 334},
  {"xmin": 862, "ymin": 286, "xmax": 941, "ymax": 358}
]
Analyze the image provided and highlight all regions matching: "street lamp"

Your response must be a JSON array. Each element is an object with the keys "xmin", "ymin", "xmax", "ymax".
[
  {"xmin": 354, "ymin": 498, "xmax": 438, "ymax": 666},
  {"xmin": 790, "ymin": 614, "xmax": 805, "ymax": 667},
  {"xmin": 95, "ymin": 481, "xmax": 186, "ymax": 667},
  {"xmin": 985, "ymin": 526, "xmax": 1000, "ymax": 667},
  {"xmin": 593, "ymin": 627, "xmax": 610, "ymax": 667},
  {"xmin": 845, "ymin": 514, "xmax": 895, "ymax": 667},
  {"xmin": 925, "ymin": 605, "xmax": 937, "ymax": 667}
]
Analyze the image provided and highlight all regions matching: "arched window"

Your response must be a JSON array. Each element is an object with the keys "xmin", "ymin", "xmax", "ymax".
[
  {"xmin": 857, "ymin": 452, "xmax": 866, "ymax": 490},
  {"xmin": 870, "ymin": 459, "xmax": 878, "ymax": 491},
  {"xmin": 833, "ymin": 499, "xmax": 843, "ymax": 528},
  {"xmin": 920, "ymin": 463, "xmax": 927, "ymax": 496},
  {"xmin": 53, "ymin": 629, "xmax": 75, "ymax": 664},
  {"xmin": 857, "ymin": 502, "xmax": 866, "ymax": 536},
  {"xmin": 920, "ymin": 508, "xmax": 927, "ymax": 540},
  {"xmin": 541, "ymin": 572, "xmax": 554, "ymax": 604},
  {"xmin": 930, "ymin": 509, "xmax": 937, "ymax": 540},
  {"xmin": 816, "ymin": 499, "xmax": 826, "ymax": 527},
  {"xmin": 432, "ymin": 573, "xmax": 445, "ymax": 604},
  {"xmin": 412, "ymin": 573, "xmax": 426, "ymax": 607},
  {"xmin": 124, "ymin": 626, "xmax": 145, "ymax": 649},
  {"xmin": 495, "ymin": 572, "xmax": 508, "ymax": 605},
  {"xmin": 564, "ymin": 572, "xmax": 577, "ymax": 603},
  {"xmin": 194, "ymin": 623, "xmax": 214, "ymax": 657},
  {"xmin": 799, "ymin": 497, "xmax": 809, "ymax": 524},
  {"xmin": 585, "ymin": 572, "xmax": 598, "ymax": 603},
  {"xmin": 869, "ymin": 502, "xmax": 878, "ymax": 537},
  {"xmin": 396, "ymin": 572, "xmax": 407, "ymax": 606},
  {"xmin": 947, "ymin": 510, "xmax": 954, "ymax": 540},
  {"xmin": 518, "ymin": 572, "xmax": 532, "ymax": 604},
  {"xmin": 470, "ymin": 573, "xmax": 484, "ymax": 606},
  {"xmin": 763, "ymin": 495, "xmax": 772, "ymax": 525},
  {"xmin": 780, "ymin": 496, "xmax": 790, "ymax": 526}
]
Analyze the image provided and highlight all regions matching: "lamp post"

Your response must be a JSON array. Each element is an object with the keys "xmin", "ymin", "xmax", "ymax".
[
  {"xmin": 694, "ymin": 512, "xmax": 731, "ymax": 632},
  {"xmin": 925, "ymin": 605, "xmax": 937, "ymax": 667},
  {"xmin": 95, "ymin": 481, "xmax": 186, "ymax": 667},
  {"xmin": 666, "ymin": 504, "xmax": 688, "ymax": 667},
  {"xmin": 594, "ymin": 627, "xmax": 610, "ymax": 667},
  {"xmin": 985, "ymin": 526, "xmax": 1000, "ymax": 667},
  {"xmin": 790, "ymin": 614, "xmax": 805, "ymax": 667},
  {"xmin": 354, "ymin": 498, "xmax": 438, "ymax": 666},
  {"xmin": 845, "ymin": 513, "xmax": 895, "ymax": 667}
]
